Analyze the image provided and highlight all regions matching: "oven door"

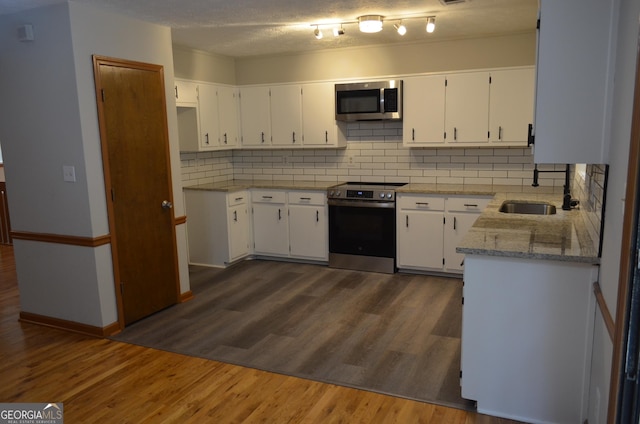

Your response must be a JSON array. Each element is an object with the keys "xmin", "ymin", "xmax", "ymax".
[{"xmin": 328, "ymin": 199, "xmax": 396, "ymax": 258}]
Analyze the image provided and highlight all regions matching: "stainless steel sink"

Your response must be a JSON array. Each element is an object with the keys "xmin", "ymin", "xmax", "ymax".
[{"xmin": 499, "ymin": 200, "xmax": 557, "ymax": 215}]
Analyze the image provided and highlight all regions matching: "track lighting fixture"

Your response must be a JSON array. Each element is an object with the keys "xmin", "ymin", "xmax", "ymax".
[
  {"xmin": 358, "ymin": 15, "xmax": 384, "ymax": 33},
  {"xmin": 311, "ymin": 13, "xmax": 437, "ymax": 39},
  {"xmin": 426, "ymin": 16, "xmax": 436, "ymax": 33}
]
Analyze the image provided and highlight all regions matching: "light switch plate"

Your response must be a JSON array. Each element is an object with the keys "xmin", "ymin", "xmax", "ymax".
[{"xmin": 62, "ymin": 165, "xmax": 76, "ymax": 182}]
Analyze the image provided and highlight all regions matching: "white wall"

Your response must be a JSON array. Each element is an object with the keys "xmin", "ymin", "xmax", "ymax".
[
  {"xmin": 588, "ymin": 0, "xmax": 640, "ymax": 422},
  {"xmin": 235, "ymin": 32, "xmax": 536, "ymax": 85},
  {"xmin": 0, "ymin": 2, "xmax": 189, "ymax": 327}
]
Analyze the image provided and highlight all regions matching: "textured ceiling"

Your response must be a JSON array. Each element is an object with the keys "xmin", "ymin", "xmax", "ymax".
[{"xmin": 0, "ymin": 0, "xmax": 538, "ymax": 57}]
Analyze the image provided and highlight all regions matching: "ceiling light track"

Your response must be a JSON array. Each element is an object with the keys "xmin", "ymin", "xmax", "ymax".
[{"xmin": 311, "ymin": 13, "xmax": 436, "ymax": 39}]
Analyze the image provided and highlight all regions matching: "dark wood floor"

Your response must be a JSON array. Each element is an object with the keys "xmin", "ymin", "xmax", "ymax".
[
  {"xmin": 1, "ymin": 245, "xmax": 523, "ymax": 423},
  {"xmin": 115, "ymin": 259, "xmax": 474, "ymax": 410}
]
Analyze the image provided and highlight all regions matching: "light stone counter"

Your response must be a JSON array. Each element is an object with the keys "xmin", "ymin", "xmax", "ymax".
[
  {"xmin": 457, "ymin": 192, "xmax": 599, "ymax": 264},
  {"xmin": 183, "ymin": 180, "xmax": 342, "ymax": 192}
]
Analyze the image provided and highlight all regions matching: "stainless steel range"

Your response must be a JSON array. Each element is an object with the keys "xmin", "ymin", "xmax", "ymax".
[{"xmin": 327, "ymin": 182, "xmax": 407, "ymax": 274}]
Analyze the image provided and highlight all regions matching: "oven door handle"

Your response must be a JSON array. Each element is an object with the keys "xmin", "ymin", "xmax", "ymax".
[{"xmin": 328, "ymin": 199, "xmax": 396, "ymax": 209}]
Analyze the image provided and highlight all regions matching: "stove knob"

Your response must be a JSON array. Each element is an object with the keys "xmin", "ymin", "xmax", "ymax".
[
  {"xmin": 336, "ymin": 191, "xmax": 341, "ymax": 197},
  {"xmin": 387, "ymin": 193, "xmax": 393, "ymax": 199},
  {"xmin": 380, "ymin": 192, "xmax": 386, "ymax": 199},
  {"xmin": 329, "ymin": 191, "xmax": 334, "ymax": 197}
]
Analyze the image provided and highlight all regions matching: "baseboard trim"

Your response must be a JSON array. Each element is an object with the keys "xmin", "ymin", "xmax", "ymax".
[
  {"xmin": 180, "ymin": 290, "xmax": 194, "ymax": 303},
  {"xmin": 19, "ymin": 311, "xmax": 121, "ymax": 338}
]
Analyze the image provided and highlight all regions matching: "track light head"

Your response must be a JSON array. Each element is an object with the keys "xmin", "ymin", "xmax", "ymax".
[
  {"xmin": 314, "ymin": 26, "xmax": 323, "ymax": 39},
  {"xmin": 394, "ymin": 22, "xmax": 407, "ymax": 36},
  {"xmin": 426, "ymin": 16, "xmax": 436, "ymax": 33}
]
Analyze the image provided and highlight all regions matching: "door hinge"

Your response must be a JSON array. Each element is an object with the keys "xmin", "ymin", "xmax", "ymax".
[
  {"xmin": 101, "ymin": 89, "xmax": 105, "ymax": 102},
  {"xmin": 111, "ymin": 188, "xmax": 115, "ymax": 202}
]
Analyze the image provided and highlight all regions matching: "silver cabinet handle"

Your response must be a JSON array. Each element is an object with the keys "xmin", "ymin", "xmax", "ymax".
[
  {"xmin": 224, "ymin": 133, "xmax": 228, "ymax": 144},
  {"xmin": 235, "ymin": 197, "xmax": 244, "ymax": 202},
  {"xmin": 161, "ymin": 200, "xmax": 173, "ymax": 209},
  {"xmin": 300, "ymin": 197, "xmax": 311, "ymax": 201},
  {"xmin": 175, "ymin": 86, "xmax": 178, "ymax": 99}
]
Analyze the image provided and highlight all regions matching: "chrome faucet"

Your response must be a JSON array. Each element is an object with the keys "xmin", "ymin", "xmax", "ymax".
[{"xmin": 532, "ymin": 164, "xmax": 579, "ymax": 211}]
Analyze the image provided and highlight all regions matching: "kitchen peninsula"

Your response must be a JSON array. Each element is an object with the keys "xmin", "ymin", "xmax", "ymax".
[{"xmin": 456, "ymin": 194, "xmax": 600, "ymax": 424}]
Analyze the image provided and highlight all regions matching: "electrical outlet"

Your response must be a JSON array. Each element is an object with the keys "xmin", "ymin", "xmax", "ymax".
[
  {"xmin": 347, "ymin": 155, "xmax": 356, "ymax": 167},
  {"xmin": 62, "ymin": 165, "xmax": 76, "ymax": 182}
]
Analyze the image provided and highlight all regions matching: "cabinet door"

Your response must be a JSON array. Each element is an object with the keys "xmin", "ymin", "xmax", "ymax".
[
  {"xmin": 218, "ymin": 85, "xmax": 239, "ymax": 148},
  {"xmin": 443, "ymin": 212, "xmax": 478, "ymax": 273},
  {"xmin": 302, "ymin": 82, "xmax": 341, "ymax": 147},
  {"xmin": 252, "ymin": 202, "xmax": 289, "ymax": 256},
  {"xmin": 489, "ymin": 68, "xmax": 534, "ymax": 145},
  {"xmin": 533, "ymin": 0, "xmax": 614, "ymax": 164},
  {"xmin": 445, "ymin": 72, "xmax": 490, "ymax": 144},
  {"xmin": 397, "ymin": 210, "xmax": 443, "ymax": 269},
  {"xmin": 289, "ymin": 204, "xmax": 327, "ymax": 260},
  {"xmin": 240, "ymin": 86, "xmax": 271, "ymax": 146},
  {"xmin": 228, "ymin": 203, "xmax": 249, "ymax": 262},
  {"xmin": 403, "ymin": 75, "xmax": 446, "ymax": 146},
  {"xmin": 271, "ymin": 85, "xmax": 302, "ymax": 146},
  {"xmin": 175, "ymin": 79, "xmax": 198, "ymax": 105},
  {"xmin": 198, "ymin": 83, "xmax": 219, "ymax": 150}
]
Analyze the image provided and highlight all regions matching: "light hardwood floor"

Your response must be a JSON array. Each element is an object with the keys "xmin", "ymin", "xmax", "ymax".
[{"xmin": 0, "ymin": 245, "xmax": 521, "ymax": 423}]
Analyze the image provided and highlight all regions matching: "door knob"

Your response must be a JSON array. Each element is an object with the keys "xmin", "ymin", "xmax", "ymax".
[{"xmin": 161, "ymin": 200, "xmax": 173, "ymax": 209}]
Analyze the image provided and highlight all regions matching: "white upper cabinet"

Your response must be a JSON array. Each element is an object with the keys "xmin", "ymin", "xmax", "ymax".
[
  {"xmin": 198, "ymin": 83, "xmax": 220, "ymax": 150},
  {"xmin": 240, "ymin": 86, "xmax": 271, "ymax": 147},
  {"xmin": 217, "ymin": 85, "xmax": 240, "ymax": 148},
  {"xmin": 402, "ymin": 75, "xmax": 446, "ymax": 146},
  {"xmin": 533, "ymin": 0, "xmax": 616, "ymax": 164},
  {"xmin": 174, "ymin": 79, "xmax": 198, "ymax": 106},
  {"xmin": 301, "ymin": 82, "xmax": 345, "ymax": 148},
  {"xmin": 489, "ymin": 68, "xmax": 535, "ymax": 145},
  {"xmin": 445, "ymin": 72, "xmax": 490, "ymax": 144},
  {"xmin": 271, "ymin": 85, "xmax": 303, "ymax": 146}
]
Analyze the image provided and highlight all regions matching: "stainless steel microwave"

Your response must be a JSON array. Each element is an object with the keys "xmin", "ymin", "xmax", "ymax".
[{"xmin": 335, "ymin": 80, "xmax": 403, "ymax": 121}]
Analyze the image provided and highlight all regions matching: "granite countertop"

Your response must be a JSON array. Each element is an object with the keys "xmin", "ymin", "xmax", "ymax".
[
  {"xmin": 457, "ymin": 192, "xmax": 600, "ymax": 264},
  {"xmin": 183, "ymin": 180, "xmax": 341, "ymax": 192}
]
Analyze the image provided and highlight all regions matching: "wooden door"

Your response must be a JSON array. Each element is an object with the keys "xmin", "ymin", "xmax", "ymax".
[{"xmin": 93, "ymin": 56, "xmax": 179, "ymax": 326}]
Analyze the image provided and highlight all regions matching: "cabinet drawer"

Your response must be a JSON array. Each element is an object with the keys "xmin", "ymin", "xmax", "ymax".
[
  {"xmin": 446, "ymin": 196, "xmax": 491, "ymax": 213},
  {"xmin": 252, "ymin": 189, "xmax": 286, "ymax": 203},
  {"xmin": 228, "ymin": 191, "xmax": 248, "ymax": 207},
  {"xmin": 288, "ymin": 191, "xmax": 326, "ymax": 205},
  {"xmin": 397, "ymin": 195, "xmax": 445, "ymax": 211}
]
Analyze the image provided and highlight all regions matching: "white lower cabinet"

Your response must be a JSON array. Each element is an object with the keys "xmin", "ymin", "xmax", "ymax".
[
  {"xmin": 184, "ymin": 189, "xmax": 250, "ymax": 267},
  {"xmin": 397, "ymin": 195, "xmax": 445, "ymax": 270},
  {"xmin": 461, "ymin": 255, "xmax": 597, "ymax": 423},
  {"xmin": 252, "ymin": 190, "xmax": 289, "ymax": 257},
  {"xmin": 288, "ymin": 191, "xmax": 328, "ymax": 261},
  {"xmin": 251, "ymin": 189, "xmax": 328, "ymax": 261},
  {"xmin": 397, "ymin": 194, "xmax": 490, "ymax": 274},
  {"xmin": 443, "ymin": 197, "xmax": 491, "ymax": 273}
]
